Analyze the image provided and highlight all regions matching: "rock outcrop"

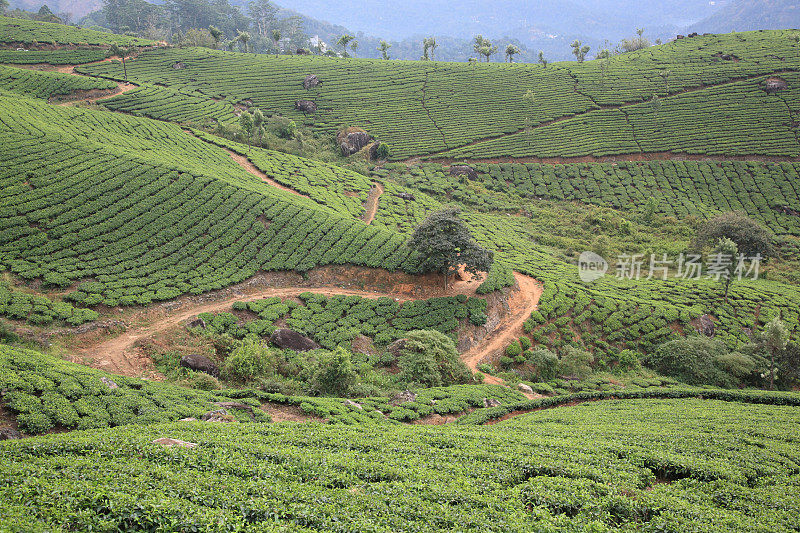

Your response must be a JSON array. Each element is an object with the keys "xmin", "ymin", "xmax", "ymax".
[
  {"xmin": 179, "ymin": 354, "xmax": 219, "ymax": 377},
  {"xmin": 270, "ymin": 329, "xmax": 320, "ymax": 352}
]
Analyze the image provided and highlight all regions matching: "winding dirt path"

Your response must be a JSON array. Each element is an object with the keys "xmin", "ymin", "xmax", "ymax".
[
  {"xmin": 51, "ymin": 81, "xmax": 137, "ymax": 106},
  {"xmin": 76, "ymin": 271, "xmax": 541, "ymax": 382},
  {"xmin": 461, "ymin": 273, "xmax": 543, "ymax": 386},
  {"xmin": 361, "ymin": 183, "xmax": 384, "ymax": 224},
  {"xmin": 222, "ymin": 148, "xmax": 306, "ymax": 196}
]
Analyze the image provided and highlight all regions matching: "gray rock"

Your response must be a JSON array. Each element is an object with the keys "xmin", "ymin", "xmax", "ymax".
[
  {"xmin": 0, "ymin": 427, "xmax": 21, "ymax": 440},
  {"xmin": 337, "ymin": 129, "xmax": 371, "ymax": 155},
  {"xmin": 483, "ymin": 398, "xmax": 502, "ymax": 408},
  {"xmin": 295, "ymin": 99, "xmax": 317, "ymax": 113},
  {"xmin": 188, "ymin": 317, "xmax": 206, "ymax": 329},
  {"xmin": 303, "ymin": 74, "xmax": 321, "ymax": 89},
  {"xmin": 343, "ymin": 399, "xmax": 363, "ymax": 410},
  {"xmin": 270, "ymin": 329, "xmax": 320, "ymax": 352},
  {"xmin": 518, "ymin": 383, "xmax": 534, "ymax": 394},
  {"xmin": 449, "ymin": 165, "xmax": 478, "ymax": 180},
  {"xmin": 391, "ymin": 390, "xmax": 417, "ymax": 406},
  {"xmin": 201, "ymin": 409, "xmax": 234, "ymax": 422},
  {"xmin": 179, "ymin": 354, "xmax": 219, "ymax": 377},
  {"xmin": 696, "ymin": 314, "xmax": 716, "ymax": 337},
  {"xmin": 393, "ymin": 192, "xmax": 416, "ymax": 201},
  {"xmin": 100, "ymin": 377, "xmax": 118, "ymax": 390}
]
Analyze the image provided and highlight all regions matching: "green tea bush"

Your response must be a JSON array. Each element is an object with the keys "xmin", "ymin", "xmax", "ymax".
[{"xmin": 398, "ymin": 330, "xmax": 470, "ymax": 387}]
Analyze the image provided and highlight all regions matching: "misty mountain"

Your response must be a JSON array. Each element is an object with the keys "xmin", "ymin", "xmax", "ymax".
[{"xmin": 688, "ymin": 0, "xmax": 800, "ymax": 33}]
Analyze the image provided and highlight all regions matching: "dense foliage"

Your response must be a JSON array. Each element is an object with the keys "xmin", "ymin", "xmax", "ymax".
[{"xmin": 2, "ymin": 398, "xmax": 799, "ymax": 530}]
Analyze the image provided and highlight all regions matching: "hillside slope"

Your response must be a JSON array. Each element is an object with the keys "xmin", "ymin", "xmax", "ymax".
[
  {"xmin": 0, "ymin": 91, "xmax": 414, "ymax": 306},
  {"xmin": 689, "ymin": 0, "xmax": 800, "ymax": 33},
  {"xmin": 77, "ymin": 30, "xmax": 800, "ymax": 160}
]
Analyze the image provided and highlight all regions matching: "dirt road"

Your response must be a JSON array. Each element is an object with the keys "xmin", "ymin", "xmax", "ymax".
[{"xmin": 78, "ymin": 271, "xmax": 541, "ymax": 381}]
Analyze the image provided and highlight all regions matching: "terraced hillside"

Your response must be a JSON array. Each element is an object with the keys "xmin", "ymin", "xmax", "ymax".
[
  {"xmin": 0, "ymin": 16, "xmax": 154, "ymax": 47},
  {"xmin": 0, "ymin": 91, "xmax": 414, "ymax": 307},
  {"xmin": 78, "ymin": 30, "xmax": 800, "ymax": 159},
  {"xmin": 3, "ymin": 386, "xmax": 799, "ymax": 531}
]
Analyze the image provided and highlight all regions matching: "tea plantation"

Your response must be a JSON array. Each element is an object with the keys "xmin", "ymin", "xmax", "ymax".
[
  {"xmin": 2, "ymin": 394, "xmax": 799, "ymax": 531},
  {"xmin": 0, "ymin": 91, "xmax": 415, "ymax": 306},
  {"xmin": 78, "ymin": 30, "xmax": 800, "ymax": 159},
  {"xmin": 0, "ymin": 15, "xmax": 154, "ymax": 46},
  {"xmin": 0, "ymin": 64, "xmax": 116, "ymax": 100}
]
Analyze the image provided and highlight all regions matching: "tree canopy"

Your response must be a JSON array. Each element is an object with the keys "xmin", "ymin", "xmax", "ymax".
[{"xmin": 408, "ymin": 207, "xmax": 493, "ymax": 289}]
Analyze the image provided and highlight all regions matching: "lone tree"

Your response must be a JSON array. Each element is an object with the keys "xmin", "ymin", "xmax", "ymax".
[
  {"xmin": 759, "ymin": 317, "xmax": 789, "ymax": 390},
  {"xmin": 712, "ymin": 237, "xmax": 738, "ymax": 302},
  {"xmin": 337, "ymin": 34, "xmax": 354, "ymax": 57},
  {"xmin": 693, "ymin": 212, "xmax": 774, "ymax": 258},
  {"xmin": 537, "ymin": 51, "xmax": 548, "ymax": 68},
  {"xmin": 208, "ymin": 25, "xmax": 223, "ymax": 49},
  {"xmin": 271, "ymin": 29, "xmax": 281, "ymax": 53},
  {"xmin": 505, "ymin": 44, "xmax": 520, "ymax": 62},
  {"xmin": 109, "ymin": 43, "xmax": 132, "ymax": 82},
  {"xmin": 378, "ymin": 40, "xmax": 391, "ymax": 60},
  {"xmin": 571, "ymin": 40, "xmax": 590, "ymax": 62},
  {"xmin": 408, "ymin": 208, "xmax": 493, "ymax": 289}
]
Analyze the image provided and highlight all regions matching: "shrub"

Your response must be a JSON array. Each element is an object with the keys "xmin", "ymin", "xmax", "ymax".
[
  {"xmin": 505, "ymin": 340, "xmax": 522, "ymax": 357},
  {"xmin": 693, "ymin": 212, "xmax": 774, "ymax": 258},
  {"xmin": 714, "ymin": 352, "xmax": 755, "ymax": 379},
  {"xmin": 646, "ymin": 337, "xmax": 735, "ymax": 387},
  {"xmin": 398, "ymin": 330, "xmax": 470, "ymax": 387},
  {"xmin": 499, "ymin": 356, "xmax": 514, "ymax": 369},
  {"xmin": 558, "ymin": 346, "xmax": 594, "ymax": 379},
  {"xmin": 311, "ymin": 347, "xmax": 358, "ymax": 396},
  {"xmin": 616, "ymin": 349, "xmax": 642, "ymax": 373},
  {"xmin": 375, "ymin": 143, "xmax": 390, "ymax": 159},
  {"xmin": 528, "ymin": 348, "xmax": 559, "ymax": 380},
  {"xmin": 520, "ymin": 336, "xmax": 532, "ymax": 350},
  {"xmin": 186, "ymin": 371, "xmax": 221, "ymax": 391},
  {"xmin": 223, "ymin": 338, "xmax": 272, "ymax": 381}
]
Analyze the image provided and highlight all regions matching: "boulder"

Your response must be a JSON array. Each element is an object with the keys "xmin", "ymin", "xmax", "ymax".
[
  {"xmin": 153, "ymin": 437, "xmax": 197, "ymax": 448},
  {"xmin": 386, "ymin": 339, "xmax": 407, "ymax": 359},
  {"xmin": 483, "ymin": 398, "xmax": 502, "ymax": 408},
  {"xmin": 303, "ymin": 74, "xmax": 321, "ymax": 89},
  {"xmin": 188, "ymin": 317, "xmax": 206, "ymax": 329},
  {"xmin": 201, "ymin": 409, "xmax": 235, "ymax": 423},
  {"xmin": 343, "ymin": 399, "xmax": 363, "ymax": 410},
  {"xmin": 270, "ymin": 328, "xmax": 320, "ymax": 352},
  {"xmin": 449, "ymin": 165, "xmax": 478, "ymax": 180},
  {"xmin": 688, "ymin": 32, "xmax": 699, "ymax": 38},
  {"xmin": 393, "ymin": 192, "xmax": 416, "ymax": 201},
  {"xmin": 180, "ymin": 354, "xmax": 219, "ymax": 377},
  {"xmin": 518, "ymin": 383, "xmax": 534, "ymax": 394},
  {"xmin": 351, "ymin": 334, "xmax": 376, "ymax": 356},
  {"xmin": 295, "ymin": 99, "xmax": 317, "ymax": 113},
  {"xmin": 696, "ymin": 314, "xmax": 716, "ymax": 337},
  {"xmin": 179, "ymin": 417, "xmax": 198, "ymax": 422},
  {"xmin": 172, "ymin": 62, "xmax": 185, "ymax": 69},
  {"xmin": 337, "ymin": 128, "xmax": 372, "ymax": 156},
  {"xmin": 764, "ymin": 77, "xmax": 788, "ymax": 94},
  {"xmin": 0, "ymin": 427, "xmax": 21, "ymax": 440},
  {"xmin": 390, "ymin": 390, "xmax": 417, "ymax": 406},
  {"xmin": 100, "ymin": 377, "xmax": 118, "ymax": 390}
]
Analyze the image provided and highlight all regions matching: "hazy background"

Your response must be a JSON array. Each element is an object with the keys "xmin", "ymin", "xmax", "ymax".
[{"xmin": 7, "ymin": 0, "xmax": 799, "ymax": 60}]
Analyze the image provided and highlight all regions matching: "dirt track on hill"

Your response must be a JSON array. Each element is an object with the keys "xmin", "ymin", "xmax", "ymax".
[
  {"xmin": 75, "ymin": 271, "xmax": 541, "ymax": 386},
  {"xmin": 361, "ymin": 183, "xmax": 384, "ymax": 224},
  {"xmin": 461, "ymin": 274, "xmax": 542, "ymax": 387},
  {"xmin": 222, "ymin": 148, "xmax": 306, "ymax": 197}
]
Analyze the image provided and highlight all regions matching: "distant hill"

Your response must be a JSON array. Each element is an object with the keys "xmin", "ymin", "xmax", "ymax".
[{"xmin": 688, "ymin": 0, "xmax": 800, "ymax": 33}]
